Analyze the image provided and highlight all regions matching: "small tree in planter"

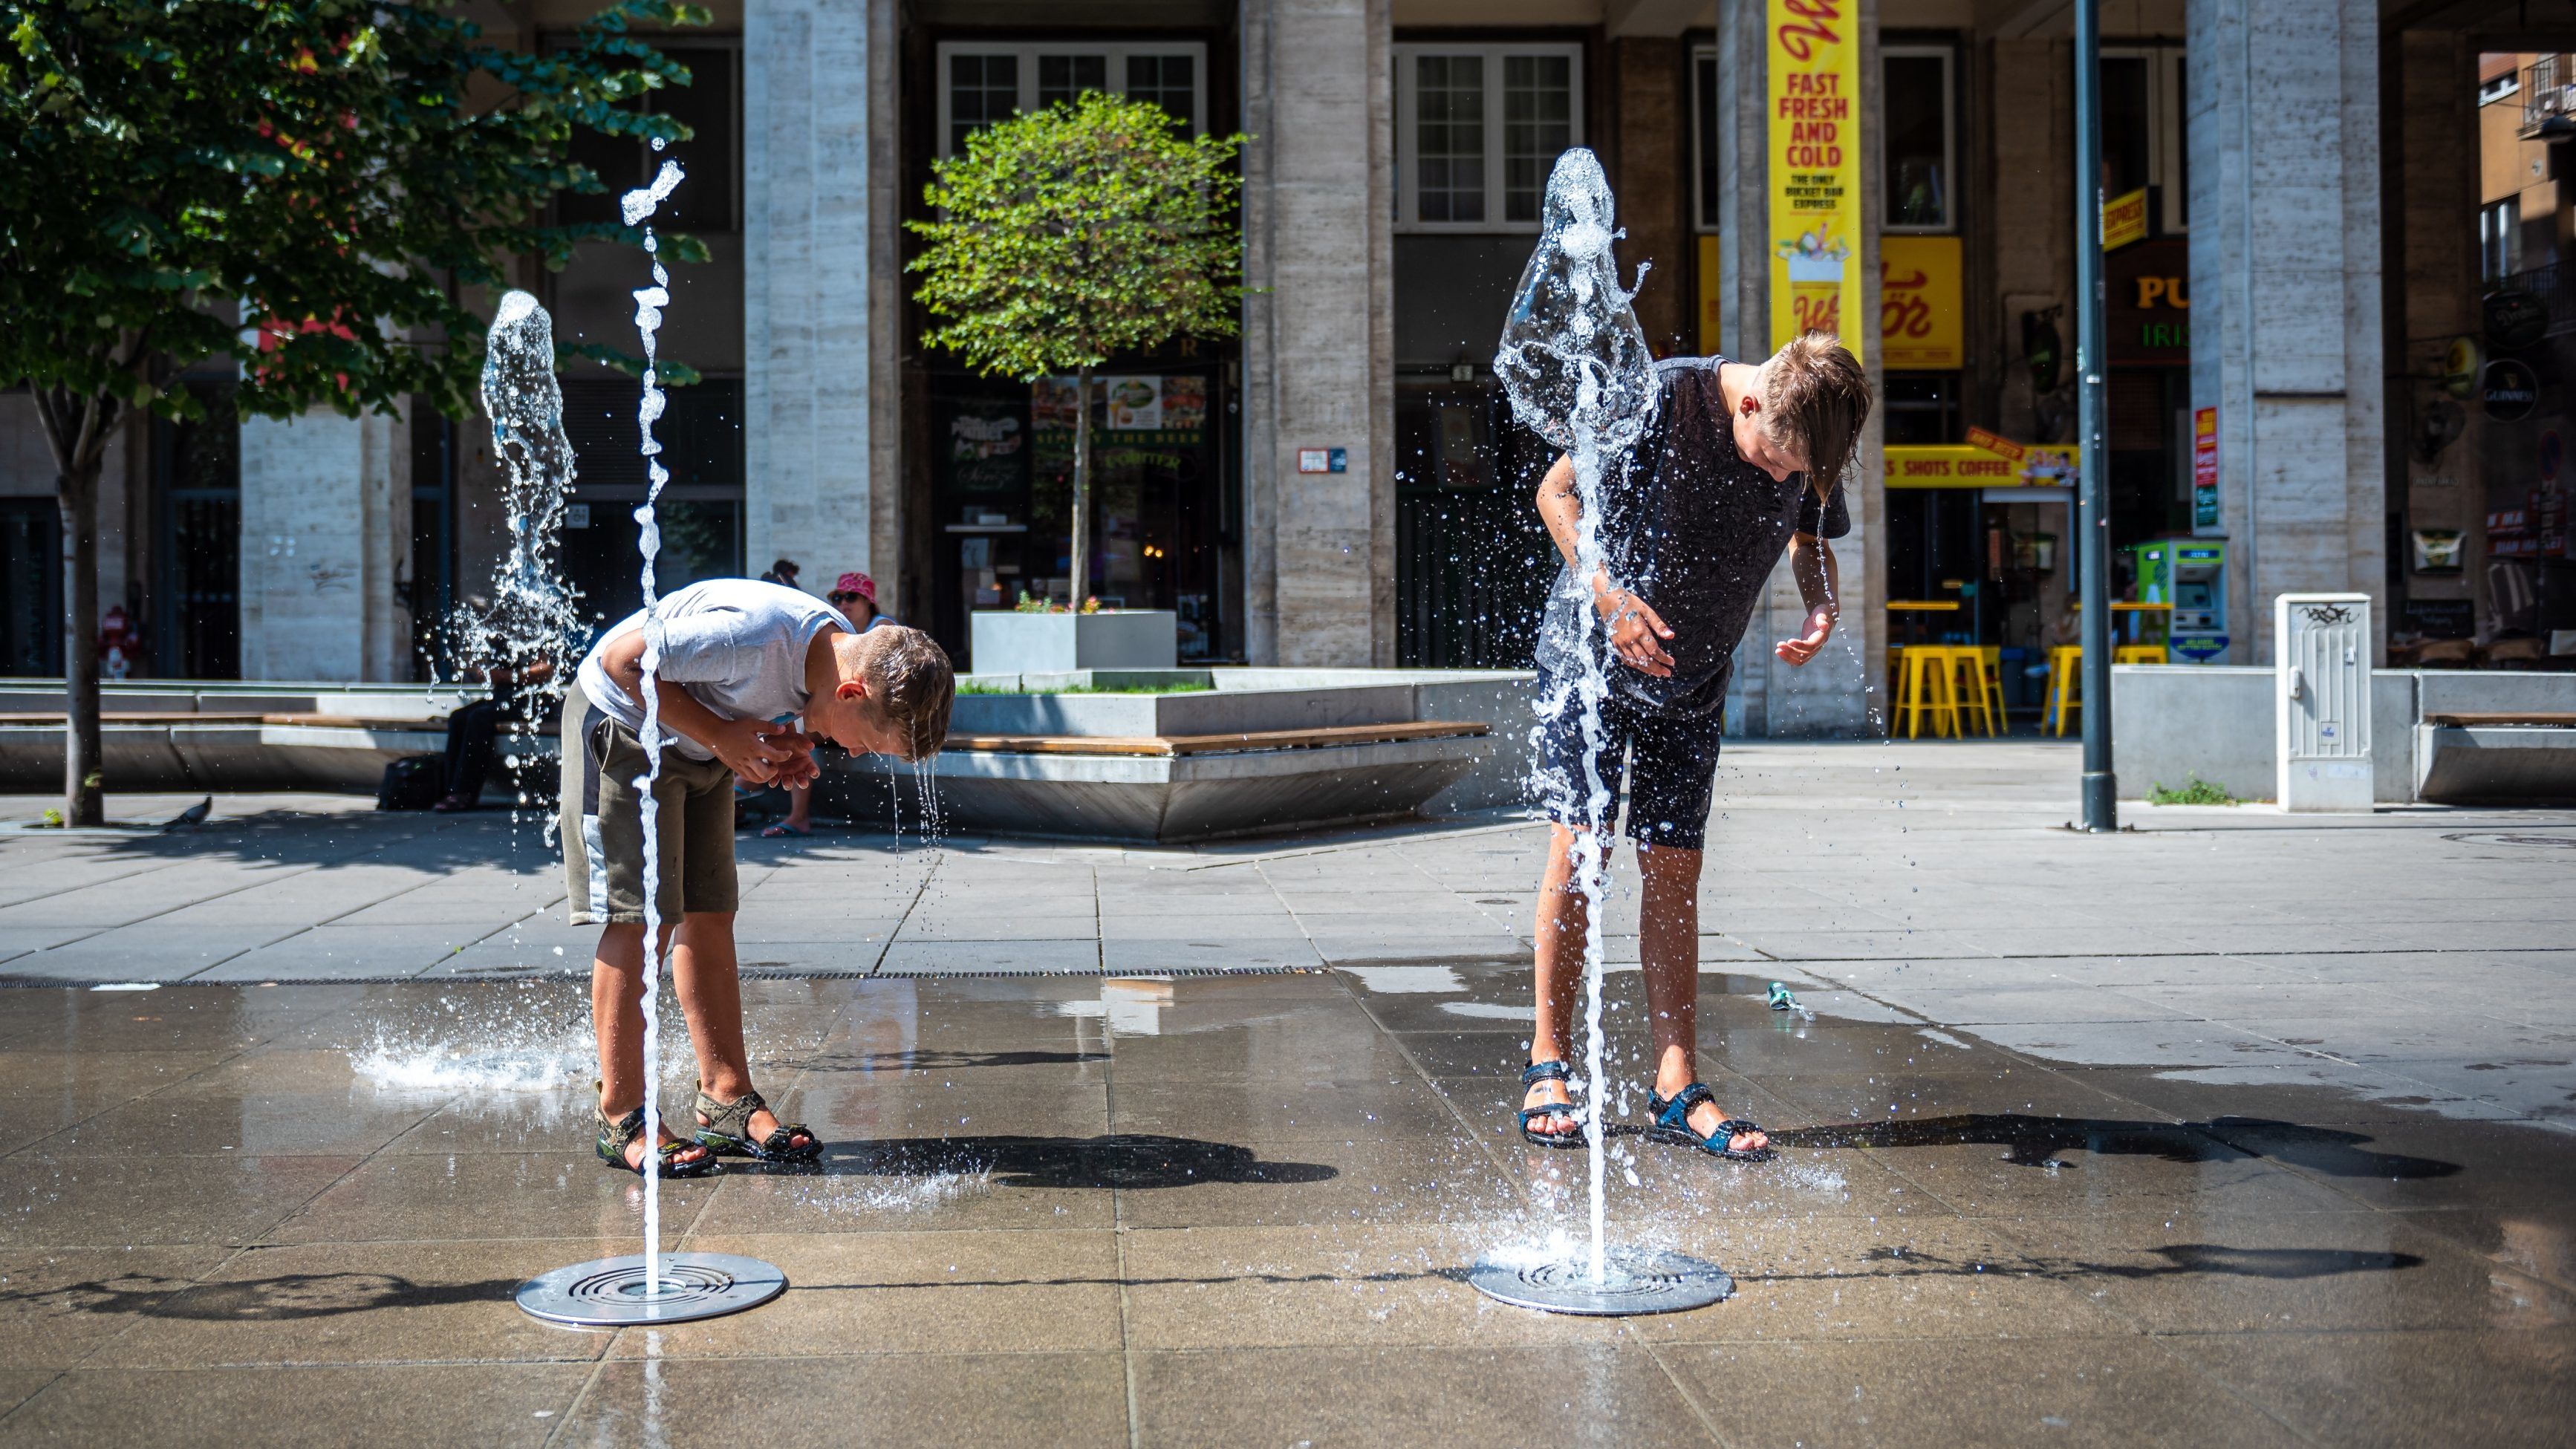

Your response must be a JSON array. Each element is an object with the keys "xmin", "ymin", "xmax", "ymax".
[
  {"xmin": 0, "ymin": 0, "xmax": 705, "ymax": 825},
  {"xmin": 908, "ymin": 91, "xmax": 1243, "ymax": 609}
]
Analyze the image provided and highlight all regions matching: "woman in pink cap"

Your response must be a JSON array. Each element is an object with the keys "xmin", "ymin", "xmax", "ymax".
[{"xmin": 764, "ymin": 573, "xmax": 896, "ymax": 837}]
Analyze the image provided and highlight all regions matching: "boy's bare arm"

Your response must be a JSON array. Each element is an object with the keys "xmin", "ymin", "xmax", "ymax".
[
  {"xmin": 595, "ymin": 629, "xmax": 800, "ymax": 783},
  {"xmin": 1535, "ymin": 453, "xmax": 1676, "ymax": 677},
  {"xmin": 1775, "ymin": 533, "xmax": 1839, "ymax": 665}
]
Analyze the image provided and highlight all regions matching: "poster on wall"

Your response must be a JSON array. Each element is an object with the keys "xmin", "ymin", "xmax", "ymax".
[
  {"xmin": 2191, "ymin": 406, "xmax": 2221, "ymax": 533},
  {"xmin": 945, "ymin": 400, "xmax": 1025, "ymax": 495},
  {"xmin": 1768, "ymin": 0, "xmax": 1863, "ymax": 360},
  {"xmin": 1879, "ymin": 236, "xmax": 1960, "ymax": 368}
]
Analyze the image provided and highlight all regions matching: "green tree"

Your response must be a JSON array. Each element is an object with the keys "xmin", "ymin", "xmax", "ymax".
[
  {"xmin": 0, "ymin": 0, "xmax": 706, "ymax": 825},
  {"xmin": 908, "ymin": 91, "xmax": 1243, "ymax": 610}
]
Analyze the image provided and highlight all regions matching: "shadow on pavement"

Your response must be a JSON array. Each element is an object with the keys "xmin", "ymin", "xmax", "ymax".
[
  {"xmin": 1777, "ymin": 1113, "xmax": 2462, "ymax": 1178},
  {"xmin": 814, "ymin": 1133, "xmax": 1339, "ymax": 1191}
]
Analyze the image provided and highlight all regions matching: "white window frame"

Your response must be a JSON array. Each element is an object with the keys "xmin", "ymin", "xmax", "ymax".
[
  {"xmin": 1393, "ymin": 42, "xmax": 1586, "ymax": 234},
  {"xmin": 2104, "ymin": 45, "xmax": 2188, "ymax": 236},
  {"xmin": 934, "ymin": 41, "xmax": 1209, "ymax": 155},
  {"xmin": 1881, "ymin": 44, "xmax": 1957, "ymax": 235}
]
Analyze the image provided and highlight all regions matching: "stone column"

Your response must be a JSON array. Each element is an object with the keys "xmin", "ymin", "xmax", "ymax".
[
  {"xmin": 237, "ymin": 406, "xmax": 409, "ymax": 681},
  {"xmin": 743, "ymin": 0, "xmax": 899, "ymax": 602},
  {"xmin": 1714, "ymin": 0, "xmax": 1884, "ymax": 737},
  {"xmin": 1239, "ymin": 0, "xmax": 1395, "ymax": 666},
  {"xmin": 2188, "ymin": 0, "xmax": 2387, "ymax": 663}
]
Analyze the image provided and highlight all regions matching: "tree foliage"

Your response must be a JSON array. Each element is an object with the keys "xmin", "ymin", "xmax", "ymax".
[
  {"xmin": 0, "ymin": 0, "xmax": 707, "ymax": 449},
  {"xmin": 908, "ymin": 91, "xmax": 1243, "ymax": 380}
]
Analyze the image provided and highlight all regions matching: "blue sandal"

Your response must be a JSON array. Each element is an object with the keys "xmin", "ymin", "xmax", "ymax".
[
  {"xmin": 1518, "ymin": 1060, "xmax": 1588, "ymax": 1148},
  {"xmin": 1645, "ymin": 1083, "xmax": 1774, "ymax": 1162}
]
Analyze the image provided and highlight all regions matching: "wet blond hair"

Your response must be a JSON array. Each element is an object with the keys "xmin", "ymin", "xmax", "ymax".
[
  {"xmin": 1760, "ymin": 333, "xmax": 1873, "ymax": 498},
  {"xmin": 856, "ymin": 625, "xmax": 954, "ymax": 761}
]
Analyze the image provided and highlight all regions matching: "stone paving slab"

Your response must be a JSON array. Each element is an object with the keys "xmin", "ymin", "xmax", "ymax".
[{"xmin": 0, "ymin": 747, "xmax": 2571, "ymax": 1443}]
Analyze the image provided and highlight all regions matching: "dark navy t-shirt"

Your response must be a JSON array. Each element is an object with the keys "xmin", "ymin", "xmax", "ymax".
[{"xmin": 1538, "ymin": 355, "xmax": 1850, "ymax": 717}]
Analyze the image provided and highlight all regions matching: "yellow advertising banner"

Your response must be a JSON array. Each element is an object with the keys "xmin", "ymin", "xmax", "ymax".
[
  {"xmin": 1697, "ymin": 234, "xmax": 1723, "ymax": 354},
  {"xmin": 1769, "ymin": 0, "xmax": 1862, "ymax": 361},
  {"xmin": 1879, "ymin": 235, "xmax": 1961, "ymax": 369},
  {"xmin": 1884, "ymin": 440, "xmax": 2081, "ymax": 489},
  {"xmin": 2101, "ymin": 187, "xmax": 2148, "ymax": 252}
]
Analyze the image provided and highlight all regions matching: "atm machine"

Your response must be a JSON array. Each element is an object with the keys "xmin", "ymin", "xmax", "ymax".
[{"xmin": 2131, "ymin": 538, "xmax": 2230, "ymax": 662}]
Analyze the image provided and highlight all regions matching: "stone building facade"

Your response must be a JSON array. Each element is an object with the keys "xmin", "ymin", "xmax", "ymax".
[{"xmin": 3, "ymin": 1, "xmax": 2550, "ymax": 721}]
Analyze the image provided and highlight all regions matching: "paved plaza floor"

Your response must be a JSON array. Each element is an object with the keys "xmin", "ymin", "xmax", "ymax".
[{"xmin": 0, "ymin": 741, "xmax": 2569, "ymax": 1445}]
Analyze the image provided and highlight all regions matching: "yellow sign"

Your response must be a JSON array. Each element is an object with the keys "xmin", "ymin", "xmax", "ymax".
[
  {"xmin": 1768, "ymin": 0, "xmax": 1862, "ymax": 361},
  {"xmin": 1884, "ymin": 440, "xmax": 2081, "ymax": 489},
  {"xmin": 1697, "ymin": 235, "xmax": 1723, "ymax": 354},
  {"xmin": 1879, "ymin": 235, "xmax": 1960, "ymax": 369},
  {"xmin": 2102, "ymin": 186, "xmax": 2148, "ymax": 252}
]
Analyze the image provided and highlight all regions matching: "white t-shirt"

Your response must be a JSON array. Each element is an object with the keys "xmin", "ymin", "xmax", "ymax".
[{"xmin": 577, "ymin": 579, "xmax": 848, "ymax": 761}]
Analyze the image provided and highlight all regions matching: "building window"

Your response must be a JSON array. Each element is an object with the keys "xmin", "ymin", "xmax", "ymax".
[
  {"xmin": 558, "ymin": 42, "xmax": 740, "ymax": 233},
  {"xmin": 151, "ymin": 380, "xmax": 240, "ymax": 680},
  {"xmin": 2484, "ymin": 198, "xmax": 2522, "ymax": 279},
  {"xmin": 2480, "ymin": 68, "xmax": 2521, "ymax": 105},
  {"xmin": 1883, "ymin": 47, "xmax": 1955, "ymax": 233},
  {"xmin": 1394, "ymin": 43, "xmax": 1585, "ymax": 232},
  {"xmin": 2102, "ymin": 46, "xmax": 2187, "ymax": 235},
  {"xmin": 937, "ymin": 42, "xmax": 1209, "ymax": 154}
]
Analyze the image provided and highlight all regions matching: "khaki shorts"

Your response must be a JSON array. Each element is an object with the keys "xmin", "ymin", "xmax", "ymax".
[{"xmin": 561, "ymin": 682, "xmax": 739, "ymax": 925}]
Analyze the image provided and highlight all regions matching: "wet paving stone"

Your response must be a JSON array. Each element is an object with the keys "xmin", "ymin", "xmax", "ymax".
[{"xmin": 0, "ymin": 758, "xmax": 2570, "ymax": 1442}]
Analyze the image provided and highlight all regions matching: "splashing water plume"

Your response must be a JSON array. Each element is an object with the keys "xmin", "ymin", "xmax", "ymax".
[
  {"xmin": 1494, "ymin": 149, "xmax": 1658, "ymax": 1286},
  {"xmin": 628, "ymin": 154, "xmax": 684, "ymax": 1298},
  {"xmin": 461, "ymin": 291, "xmax": 588, "ymax": 826}
]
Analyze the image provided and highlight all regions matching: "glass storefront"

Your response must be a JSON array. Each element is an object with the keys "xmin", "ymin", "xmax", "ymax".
[{"xmin": 928, "ymin": 362, "xmax": 1232, "ymax": 666}]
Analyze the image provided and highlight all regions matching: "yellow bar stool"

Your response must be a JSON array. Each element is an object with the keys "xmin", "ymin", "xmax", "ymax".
[
  {"xmin": 2045, "ymin": 644, "xmax": 2084, "ymax": 736},
  {"xmin": 1977, "ymin": 646, "xmax": 2009, "ymax": 731},
  {"xmin": 1942, "ymin": 647, "xmax": 1997, "ymax": 736},
  {"xmin": 2113, "ymin": 643, "xmax": 2167, "ymax": 665},
  {"xmin": 1895, "ymin": 644, "xmax": 1962, "ymax": 738}
]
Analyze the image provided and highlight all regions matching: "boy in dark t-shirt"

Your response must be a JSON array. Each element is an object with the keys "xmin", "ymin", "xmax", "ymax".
[{"xmin": 1519, "ymin": 334, "xmax": 1871, "ymax": 1162}]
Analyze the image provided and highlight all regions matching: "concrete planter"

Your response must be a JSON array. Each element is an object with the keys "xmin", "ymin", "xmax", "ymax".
[{"xmin": 969, "ymin": 611, "xmax": 1177, "ymax": 674}]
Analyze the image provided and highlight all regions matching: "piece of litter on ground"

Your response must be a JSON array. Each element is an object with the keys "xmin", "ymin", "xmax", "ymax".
[
  {"xmin": 89, "ymin": 983, "xmax": 159, "ymax": 992},
  {"xmin": 1766, "ymin": 981, "xmax": 1816, "ymax": 1021}
]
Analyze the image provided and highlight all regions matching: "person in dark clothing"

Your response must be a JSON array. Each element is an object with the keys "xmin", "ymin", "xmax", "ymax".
[
  {"xmin": 1517, "ymin": 333, "xmax": 1870, "ymax": 1162},
  {"xmin": 437, "ymin": 656, "xmax": 557, "ymax": 812}
]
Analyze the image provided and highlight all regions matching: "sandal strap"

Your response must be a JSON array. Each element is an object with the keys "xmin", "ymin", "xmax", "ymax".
[
  {"xmin": 694, "ymin": 1085, "xmax": 770, "ymax": 1139},
  {"xmin": 1520, "ymin": 1059, "xmax": 1573, "ymax": 1086},
  {"xmin": 1650, "ymin": 1081, "xmax": 1717, "ymax": 1127},
  {"xmin": 596, "ymin": 1103, "xmax": 647, "ymax": 1151}
]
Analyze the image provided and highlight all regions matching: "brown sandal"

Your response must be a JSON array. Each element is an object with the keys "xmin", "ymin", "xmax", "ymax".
[
  {"xmin": 693, "ymin": 1084, "xmax": 822, "ymax": 1162},
  {"xmin": 594, "ymin": 1098, "xmax": 721, "ymax": 1177}
]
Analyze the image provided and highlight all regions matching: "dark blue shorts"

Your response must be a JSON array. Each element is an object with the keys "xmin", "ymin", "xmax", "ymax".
[{"xmin": 1532, "ymin": 676, "xmax": 1723, "ymax": 850}]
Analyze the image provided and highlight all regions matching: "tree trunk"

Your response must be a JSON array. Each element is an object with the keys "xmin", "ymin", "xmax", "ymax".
[
  {"xmin": 1069, "ymin": 366, "xmax": 1091, "ymax": 609},
  {"xmin": 57, "ymin": 465, "xmax": 103, "ymax": 827}
]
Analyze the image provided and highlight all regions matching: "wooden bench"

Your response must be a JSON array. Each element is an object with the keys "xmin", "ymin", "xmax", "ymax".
[
  {"xmin": 943, "ymin": 719, "xmax": 1489, "ymax": 758},
  {"xmin": 0, "ymin": 711, "xmax": 453, "ymax": 730},
  {"xmin": 2424, "ymin": 712, "xmax": 2576, "ymax": 729}
]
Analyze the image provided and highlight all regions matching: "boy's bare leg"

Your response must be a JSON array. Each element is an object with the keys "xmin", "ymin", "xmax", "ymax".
[
  {"xmin": 1525, "ymin": 824, "xmax": 1590, "ymax": 1138},
  {"xmin": 1635, "ymin": 844, "xmax": 1768, "ymax": 1155},
  {"xmin": 592, "ymin": 922, "xmax": 714, "ymax": 1169},
  {"xmin": 671, "ymin": 912, "xmax": 807, "ymax": 1147}
]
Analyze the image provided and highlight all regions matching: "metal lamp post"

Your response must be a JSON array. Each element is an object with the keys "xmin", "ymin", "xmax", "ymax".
[{"xmin": 2074, "ymin": 0, "xmax": 2118, "ymax": 830}]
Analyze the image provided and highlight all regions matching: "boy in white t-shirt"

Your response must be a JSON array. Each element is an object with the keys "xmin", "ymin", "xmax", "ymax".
[{"xmin": 562, "ymin": 578, "xmax": 954, "ymax": 1175}]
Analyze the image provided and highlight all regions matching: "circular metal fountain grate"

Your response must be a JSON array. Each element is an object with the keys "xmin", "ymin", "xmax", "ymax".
[
  {"xmin": 1468, "ymin": 1246, "xmax": 1734, "ymax": 1317},
  {"xmin": 515, "ymin": 1252, "xmax": 786, "ymax": 1327}
]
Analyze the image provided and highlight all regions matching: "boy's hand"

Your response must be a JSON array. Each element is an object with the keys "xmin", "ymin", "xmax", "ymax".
[
  {"xmin": 1774, "ymin": 605, "xmax": 1836, "ymax": 665},
  {"xmin": 706, "ymin": 716, "xmax": 800, "ymax": 784},
  {"xmin": 1594, "ymin": 574, "xmax": 1676, "ymax": 677},
  {"xmin": 764, "ymin": 729, "xmax": 822, "ymax": 789}
]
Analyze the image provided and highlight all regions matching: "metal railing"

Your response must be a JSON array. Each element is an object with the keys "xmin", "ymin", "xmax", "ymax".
[
  {"xmin": 2524, "ymin": 56, "xmax": 2572, "ymax": 131},
  {"xmin": 2501, "ymin": 264, "xmax": 2576, "ymax": 338}
]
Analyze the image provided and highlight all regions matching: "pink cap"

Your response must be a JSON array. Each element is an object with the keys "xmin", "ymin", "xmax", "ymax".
[{"xmin": 834, "ymin": 572, "xmax": 876, "ymax": 603}]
